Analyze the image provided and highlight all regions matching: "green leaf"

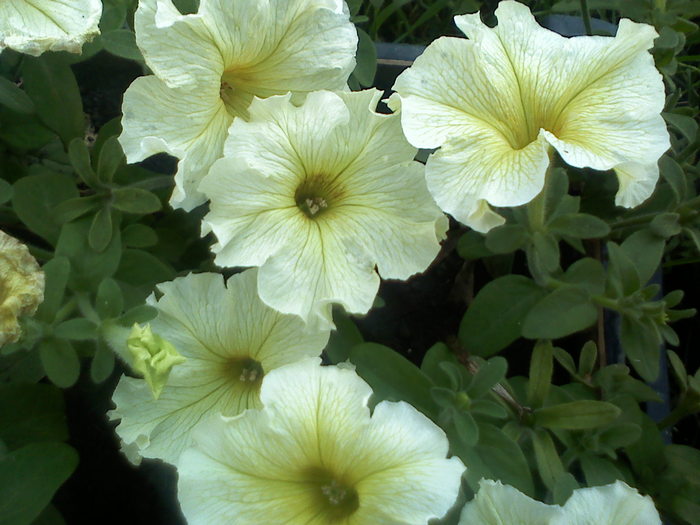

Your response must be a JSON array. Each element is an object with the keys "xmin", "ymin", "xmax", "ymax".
[
  {"xmin": 621, "ymin": 230, "xmax": 664, "ymax": 286},
  {"xmin": 350, "ymin": 343, "xmax": 437, "ymax": 417},
  {"xmin": 472, "ymin": 423, "xmax": 534, "ymax": 496},
  {"xmin": 562, "ymin": 258, "xmax": 606, "ymax": 296},
  {"xmin": 35, "ymin": 257, "xmax": 70, "ymax": 323},
  {"xmin": 114, "ymin": 249, "xmax": 174, "ymax": 287},
  {"xmin": 97, "ymin": 136, "xmax": 124, "ymax": 184},
  {"xmin": 92, "ymin": 117, "xmax": 122, "ymax": 160},
  {"xmin": 0, "ymin": 384, "xmax": 67, "ymax": 450},
  {"xmin": 0, "ymin": 77, "xmax": 34, "ymax": 114},
  {"xmin": 549, "ymin": 213, "xmax": 610, "ymax": 239},
  {"xmin": 119, "ymin": 305, "xmax": 158, "ymax": 326},
  {"xmin": 552, "ymin": 472, "xmax": 579, "ymax": 505},
  {"xmin": 12, "ymin": 172, "xmax": 78, "ymax": 244},
  {"xmin": 324, "ymin": 309, "xmax": 363, "ymax": 364},
  {"xmin": 420, "ymin": 343, "xmax": 457, "ymax": 386},
  {"xmin": 0, "ymin": 116, "xmax": 54, "ymax": 150},
  {"xmin": 658, "ymin": 155, "xmax": 687, "ymax": 203},
  {"xmin": 527, "ymin": 231, "xmax": 560, "ymax": 276},
  {"xmin": 39, "ymin": 339, "xmax": 80, "ymax": 388},
  {"xmin": 102, "ymin": 30, "xmax": 143, "ymax": 61},
  {"xmin": 619, "ymin": 316, "xmax": 661, "ymax": 382},
  {"xmin": 96, "ymin": 278, "xmax": 124, "ymax": 319},
  {"xmin": 532, "ymin": 428, "xmax": 565, "ymax": 490},
  {"xmin": 22, "ymin": 55, "xmax": 84, "ymax": 146},
  {"xmin": 122, "ymin": 224, "xmax": 158, "ymax": 248},
  {"xmin": 667, "ymin": 350, "xmax": 688, "ymax": 390},
  {"xmin": 53, "ymin": 319, "xmax": 97, "ymax": 341},
  {"xmin": 32, "ymin": 505, "xmax": 66, "ymax": 525},
  {"xmin": 452, "ymin": 411, "xmax": 479, "ymax": 447},
  {"xmin": 468, "ymin": 357, "xmax": 507, "ymax": 398},
  {"xmin": 88, "ymin": 207, "xmax": 114, "ymax": 252},
  {"xmin": 68, "ymin": 138, "xmax": 99, "ymax": 188},
  {"xmin": 53, "ymin": 196, "xmax": 102, "ymax": 224},
  {"xmin": 522, "ymin": 286, "xmax": 597, "ymax": 339},
  {"xmin": 0, "ymin": 442, "xmax": 77, "ymax": 525},
  {"xmin": 0, "ymin": 179, "xmax": 12, "ymax": 205},
  {"xmin": 578, "ymin": 341, "xmax": 598, "ymax": 377},
  {"xmin": 598, "ymin": 423, "xmax": 642, "ymax": 450},
  {"xmin": 352, "ymin": 28, "xmax": 376, "ymax": 87},
  {"xmin": 527, "ymin": 340, "xmax": 553, "ymax": 407},
  {"xmin": 534, "ymin": 400, "xmax": 620, "ymax": 430},
  {"xmin": 580, "ymin": 454, "xmax": 625, "ymax": 487},
  {"xmin": 457, "ymin": 231, "xmax": 493, "ymax": 260},
  {"xmin": 459, "ymin": 275, "xmax": 546, "ymax": 357},
  {"xmin": 485, "ymin": 225, "xmax": 528, "ymax": 254},
  {"xmin": 553, "ymin": 346, "xmax": 577, "ymax": 377},
  {"xmin": 663, "ymin": 111, "xmax": 698, "ymax": 142},
  {"xmin": 650, "ymin": 212, "xmax": 681, "ymax": 239},
  {"xmin": 55, "ymin": 217, "xmax": 122, "ymax": 291},
  {"xmin": 90, "ymin": 340, "xmax": 115, "ymax": 384},
  {"xmin": 111, "ymin": 187, "xmax": 161, "ymax": 214},
  {"xmin": 605, "ymin": 242, "xmax": 640, "ymax": 297}
]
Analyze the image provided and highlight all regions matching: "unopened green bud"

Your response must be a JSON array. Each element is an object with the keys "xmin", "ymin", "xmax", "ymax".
[{"xmin": 128, "ymin": 323, "xmax": 185, "ymax": 399}]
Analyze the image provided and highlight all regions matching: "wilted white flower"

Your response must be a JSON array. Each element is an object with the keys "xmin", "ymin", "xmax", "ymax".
[
  {"xmin": 459, "ymin": 479, "xmax": 662, "ymax": 525},
  {"xmin": 119, "ymin": 0, "xmax": 358, "ymax": 210},
  {"xmin": 0, "ymin": 231, "xmax": 44, "ymax": 347},
  {"xmin": 201, "ymin": 89, "xmax": 448, "ymax": 329},
  {"xmin": 109, "ymin": 269, "xmax": 329, "ymax": 465},
  {"xmin": 393, "ymin": 0, "xmax": 669, "ymax": 232},
  {"xmin": 0, "ymin": 0, "xmax": 101, "ymax": 56},
  {"xmin": 178, "ymin": 358, "xmax": 466, "ymax": 524}
]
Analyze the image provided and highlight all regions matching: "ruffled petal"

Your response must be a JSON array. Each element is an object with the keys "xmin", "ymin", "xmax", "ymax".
[
  {"xmin": 134, "ymin": 0, "xmax": 223, "ymax": 88},
  {"xmin": 119, "ymin": 76, "xmax": 231, "ymax": 210},
  {"xmin": 0, "ymin": 0, "xmax": 101, "ymax": 56},
  {"xmin": 613, "ymin": 161, "xmax": 659, "ymax": 208},
  {"xmin": 425, "ymin": 131, "xmax": 550, "ymax": 231},
  {"xmin": 458, "ymin": 480, "xmax": 562, "ymax": 525},
  {"xmin": 554, "ymin": 481, "xmax": 662, "ymax": 525}
]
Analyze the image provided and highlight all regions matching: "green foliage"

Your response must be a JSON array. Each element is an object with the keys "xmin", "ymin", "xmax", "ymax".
[{"xmin": 0, "ymin": 1, "xmax": 699, "ymax": 523}]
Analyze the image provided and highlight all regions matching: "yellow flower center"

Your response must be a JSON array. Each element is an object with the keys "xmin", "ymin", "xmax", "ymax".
[
  {"xmin": 300, "ymin": 466, "xmax": 359, "ymax": 521},
  {"xmin": 227, "ymin": 356, "xmax": 264, "ymax": 389},
  {"xmin": 219, "ymin": 68, "xmax": 256, "ymax": 120},
  {"xmin": 294, "ymin": 175, "xmax": 345, "ymax": 219}
]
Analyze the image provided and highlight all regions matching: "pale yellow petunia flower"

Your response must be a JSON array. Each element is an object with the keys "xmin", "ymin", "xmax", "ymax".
[
  {"xmin": 201, "ymin": 89, "xmax": 448, "ymax": 330},
  {"xmin": 0, "ymin": 0, "xmax": 101, "ymax": 56},
  {"xmin": 109, "ymin": 269, "xmax": 330, "ymax": 465},
  {"xmin": 0, "ymin": 230, "xmax": 44, "ymax": 347},
  {"xmin": 177, "ymin": 358, "xmax": 466, "ymax": 524},
  {"xmin": 119, "ymin": 0, "xmax": 358, "ymax": 211},
  {"xmin": 392, "ymin": 0, "xmax": 669, "ymax": 232}
]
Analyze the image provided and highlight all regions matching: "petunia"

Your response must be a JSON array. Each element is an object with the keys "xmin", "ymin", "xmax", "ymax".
[
  {"xmin": 201, "ymin": 89, "xmax": 448, "ymax": 329},
  {"xmin": 119, "ymin": 0, "xmax": 358, "ymax": 211},
  {"xmin": 177, "ymin": 358, "xmax": 466, "ymax": 524},
  {"xmin": 0, "ymin": 0, "xmax": 101, "ymax": 56},
  {"xmin": 0, "ymin": 231, "xmax": 44, "ymax": 347},
  {"xmin": 458, "ymin": 479, "xmax": 662, "ymax": 525},
  {"xmin": 109, "ymin": 269, "xmax": 330, "ymax": 465},
  {"xmin": 392, "ymin": 0, "xmax": 669, "ymax": 232}
]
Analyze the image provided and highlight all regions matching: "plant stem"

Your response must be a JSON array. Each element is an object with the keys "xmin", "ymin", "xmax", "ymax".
[
  {"xmin": 580, "ymin": 0, "xmax": 593, "ymax": 35},
  {"xmin": 527, "ymin": 161, "xmax": 556, "ymax": 231}
]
